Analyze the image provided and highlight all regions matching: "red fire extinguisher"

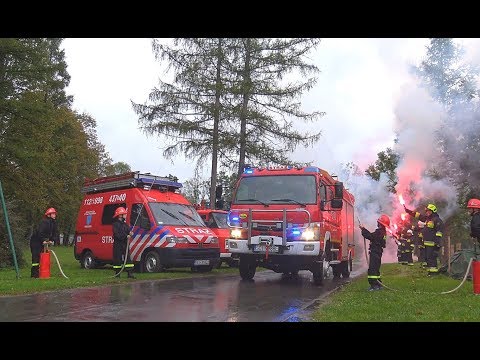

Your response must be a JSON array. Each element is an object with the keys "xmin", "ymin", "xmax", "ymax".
[
  {"xmin": 39, "ymin": 241, "xmax": 52, "ymax": 279},
  {"xmin": 473, "ymin": 260, "xmax": 480, "ymax": 295}
]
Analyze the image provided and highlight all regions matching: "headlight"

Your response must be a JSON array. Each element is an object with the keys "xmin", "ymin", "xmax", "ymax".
[
  {"xmin": 231, "ymin": 229, "xmax": 243, "ymax": 239},
  {"xmin": 301, "ymin": 229, "xmax": 315, "ymax": 241}
]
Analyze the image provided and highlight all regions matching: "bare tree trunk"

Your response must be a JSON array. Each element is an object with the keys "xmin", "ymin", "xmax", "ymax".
[
  {"xmin": 237, "ymin": 38, "xmax": 251, "ymax": 179},
  {"xmin": 209, "ymin": 38, "xmax": 223, "ymax": 209}
]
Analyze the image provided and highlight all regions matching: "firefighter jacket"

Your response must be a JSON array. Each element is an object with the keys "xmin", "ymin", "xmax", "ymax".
[
  {"xmin": 406, "ymin": 209, "xmax": 444, "ymax": 247},
  {"xmin": 471, "ymin": 211, "xmax": 480, "ymax": 241},
  {"xmin": 30, "ymin": 217, "xmax": 58, "ymax": 246},
  {"xmin": 113, "ymin": 218, "xmax": 131, "ymax": 245},
  {"xmin": 361, "ymin": 226, "xmax": 386, "ymax": 255}
]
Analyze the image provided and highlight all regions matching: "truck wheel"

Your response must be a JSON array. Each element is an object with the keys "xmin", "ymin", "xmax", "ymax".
[
  {"xmin": 239, "ymin": 256, "xmax": 256, "ymax": 281},
  {"xmin": 331, "ymin": 263, "xmax": 341, "ymax": 278},
  {"xmin": 81, "ymin": 250, "xmax": 96, "ymax": 269},
  {"xmin": 312, "ymin": 261, "xmax": 324, "ymax": 285},
  {"xmin": 143, "ymin": 250, "xmax": 163, "ymax": 273}
]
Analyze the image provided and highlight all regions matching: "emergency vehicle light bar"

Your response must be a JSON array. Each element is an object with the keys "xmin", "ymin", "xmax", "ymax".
[{"xmin": 82, "ymin": 172, "xmax": 182, "ymax": 194}]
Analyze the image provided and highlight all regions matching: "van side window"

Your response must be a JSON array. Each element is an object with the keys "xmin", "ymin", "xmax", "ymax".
[
  {"xmin": 102, "ymin": 203, "xmax": 127, "ymax": 225},
  {"xmin": 319, "ymin": 182, "xmax": 326, "ymax": 202},
  {"xmin": 131, "ymin": 203, "xmax": 151, "ymax": 229}
]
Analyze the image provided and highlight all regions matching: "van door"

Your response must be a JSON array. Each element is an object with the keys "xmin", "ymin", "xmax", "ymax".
[{"xmin": 99, "ymin": 203, "xmax": 126, "ymax": 261}]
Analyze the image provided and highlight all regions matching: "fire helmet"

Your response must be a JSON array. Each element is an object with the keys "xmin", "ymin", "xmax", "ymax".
[
  {"xmin": 45, "ymin": 207, "xmax": 57, "ymax": 216},
  {"xmin": 407, "ymin": 229, "xmax": 413, "ymax": 235},
  {"xmin": 113, "ymin": 207, "xmax": 127, "ymax": 218},
  {"xmin": 467, "ymin": 198, "xmax": 480, "ymax": 209},
  {"xmin": 426, "ymin": 204, "xmax": 437, "ymax": 213},
  {"xmin": 377, "ymin": 214, "xmax": 390, "ymax": 228}
]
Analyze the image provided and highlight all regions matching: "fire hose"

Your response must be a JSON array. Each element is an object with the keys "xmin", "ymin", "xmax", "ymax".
[
  {"xmin": 111, "ymin": 176, "xmax": 157, "ymax": 278},
  {"xmin": 355, "ymin": 216, "xmax": 472, "ymax": 294}
]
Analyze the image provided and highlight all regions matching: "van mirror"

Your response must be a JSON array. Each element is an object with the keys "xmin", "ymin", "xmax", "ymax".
[
  {"xmin": 331, "ymin": 199, "xmax": 343, "ymax": 209},
  {"xmin": 320, "ymin": 200, "xmax": 327, "ymax": 211},
  {"xmin": 334, "ymin": 181, "xmax": 343, "ymax": 199}
]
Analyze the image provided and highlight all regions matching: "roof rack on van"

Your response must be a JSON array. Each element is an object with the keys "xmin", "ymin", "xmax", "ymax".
[{"xmin": 82, "ymin": 172, "xmax": 183, "ymax": 194}]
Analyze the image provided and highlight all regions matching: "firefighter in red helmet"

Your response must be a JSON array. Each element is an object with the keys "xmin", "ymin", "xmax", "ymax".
[
  {"xmin": 112, "ymin": 207, "xmax": 135, "ymax": 278},
  {"xmin": 30, "ymin": 207, "xmax": 58, "ymax": 278},
  {"xmin": 467, "ymin": 198, "xmax": 480, "ymax": 245},
  {"xmin": 404, "ymin": 203, "xmax": 444, "ymax": 276},
  {"xmin": 359, "ymin": 214, "xmax": 389, "ymax": 291}
]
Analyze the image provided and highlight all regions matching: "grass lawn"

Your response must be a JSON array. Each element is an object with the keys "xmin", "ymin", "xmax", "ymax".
[
  {"xmin": 312, "ymin": 262, "xmax": 480, "ymax": 322},
  {"xmin": 0, "ymin": 246, "xmax": 242, "ymax": 296}
]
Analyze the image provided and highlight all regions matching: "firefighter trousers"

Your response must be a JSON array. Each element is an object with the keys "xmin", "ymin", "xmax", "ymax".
[
  {"xmin": 30, "ymin": 241, "xmax": 41, "ymax": 278},
  {"xmin": 426, "ymin": 245, "xmax": 439, "ymax": 274},
  {"xmin": 418, "ymin": 247, "xmax": 426, "ymax": 265},
  {"xmin": 367, "ymin": 251, "xmax": 382, "ymax": 286},
  {"xmin": 113, "ymin": 241, "xmax": 135, "ymax": 276}
]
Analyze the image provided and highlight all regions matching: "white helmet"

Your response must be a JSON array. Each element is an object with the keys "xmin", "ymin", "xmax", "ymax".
[
  {"xmin": 418, "ymin": 221, "xmax": 425, "ymax": 228},
  {"xmin": 407, "ymin": 229, "xmax": 413, "ymax": 235}
]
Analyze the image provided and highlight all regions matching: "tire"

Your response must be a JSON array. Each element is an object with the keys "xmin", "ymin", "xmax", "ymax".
[
  {"xmin": 142, "ymin": 250, "xmax": 163, "ymax": 273},
  {"xmin": 312, "ymin": 260, "xmax": 324, "ymax": 285},
  {"xmin": 81, "ymin": 250, "xmax": 96, "ymax": 269},
  {"xmin": 331, "ymin": 263, "xmax": 341, "ymax": 278},
  {"xmin": 341, "ymin": 260, "xmax": 350, "ymax": 278},
  {"xmin": 239, "ymin": 256, "xmax": 256, "ymax": 281}
]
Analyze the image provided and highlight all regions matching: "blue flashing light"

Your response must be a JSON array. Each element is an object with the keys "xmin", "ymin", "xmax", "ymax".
[
  {"xmin": 232, "ymin": 217, "xmax": 239, "ymax": 221},
  {"xmin": 292, "ymin": 230, "xmax": 301, "ymax": 236},
  {"xmin": 244, "ymin": 169, "xmax": 254, "ymax": 174},
  {"xmin": 304, "ymin": 166, "xmax": 319, "ymax": 173}
]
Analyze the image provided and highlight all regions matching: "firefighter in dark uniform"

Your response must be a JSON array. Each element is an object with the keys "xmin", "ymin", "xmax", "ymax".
[
  {"xmin": 404, "ymin": 229, "xmax": 415, "ymax": 265},
  {"xmin": 467, "ymin": 198, "xmax": 480, "ymax": 245},
  {"xmin": 404, "ymin": 203, "xmax": 444, "ymax": 276},
  {"xmin": 30, "ymin": 207, "xmax": 58, "ymax": 278},
  {"xmin": 413, "ymin": 221, "xmax": 427, "ymax": 267},
  {"xmin": 359, "ymin": 214, "xmax": 389, "ymax": 291},
  {"xmin": 112, "ymin": 207, "xmax": 135, "ymax": 278},
  {"xmin": 393, "ymin": 228, "xmax": 406, "ymax": 264}
]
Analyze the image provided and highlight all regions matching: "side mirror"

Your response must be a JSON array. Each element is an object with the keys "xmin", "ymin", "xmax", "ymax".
[
  {"xmin": 331, "ymin": 199, "xmax": 343, "ymax": 209},
  {"xmin": 320, "ymin": 200, "xmax": 327, "ymax": 211},
  {"xmin": 334, "ymin": 181, "xmax": 343, "ymax": 199}
]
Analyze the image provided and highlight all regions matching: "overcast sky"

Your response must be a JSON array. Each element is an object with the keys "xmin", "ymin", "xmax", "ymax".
[{"xmin": 62, "ymin": 38, "xmax": 430, "ymax": 182}]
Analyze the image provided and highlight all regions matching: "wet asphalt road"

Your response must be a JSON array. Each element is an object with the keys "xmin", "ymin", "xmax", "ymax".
[{"xmin": 0, "ymin": 269, "xmax": 360, "ymax": 322}]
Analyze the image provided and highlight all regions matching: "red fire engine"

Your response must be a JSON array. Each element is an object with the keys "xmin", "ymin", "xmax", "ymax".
[
  {"xmin": 74, "ymin": 172, "xmax": 220, "ymax": 273},
  {"xmin": 196, "ymin": 204, "xmax": 239, "ymax": 268},
  {"xmin": 227, "ymin": 165, "xmax": 355, "ymax": 285}
]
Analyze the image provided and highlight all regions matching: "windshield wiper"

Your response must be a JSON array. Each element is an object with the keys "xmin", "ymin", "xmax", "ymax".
[
  {"xmin": 237, "ymin": 198, "xmax": 269, "ymax": 207},
  {"xmin": 271, "ymin": 198, "xmax": 306, "ymax": 207},
  {"xmin": 179, "ymin": 211, "xmax": 203, "ymax": 225},
  {"xmin": 160, "ymin": 208, "xmax": 188, "ymax": 225}
]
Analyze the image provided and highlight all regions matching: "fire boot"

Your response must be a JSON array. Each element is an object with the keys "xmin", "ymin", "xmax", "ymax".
[
  {"xmin": 127, "ymin": 270, "xmax": 136, "ymax": 279},
  {"xmin": 31, "ymin": 265, "xmax": 39, "ymax": 278}
]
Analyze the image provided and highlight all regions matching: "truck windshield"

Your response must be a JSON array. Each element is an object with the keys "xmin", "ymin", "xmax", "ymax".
[
  {"xmin": 233, "ymin": 175, "xmax": 317, "ymax": 205},
  {"xmin": 149, "ymin": 203, "xmax": 206, "ymax": 226}
]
